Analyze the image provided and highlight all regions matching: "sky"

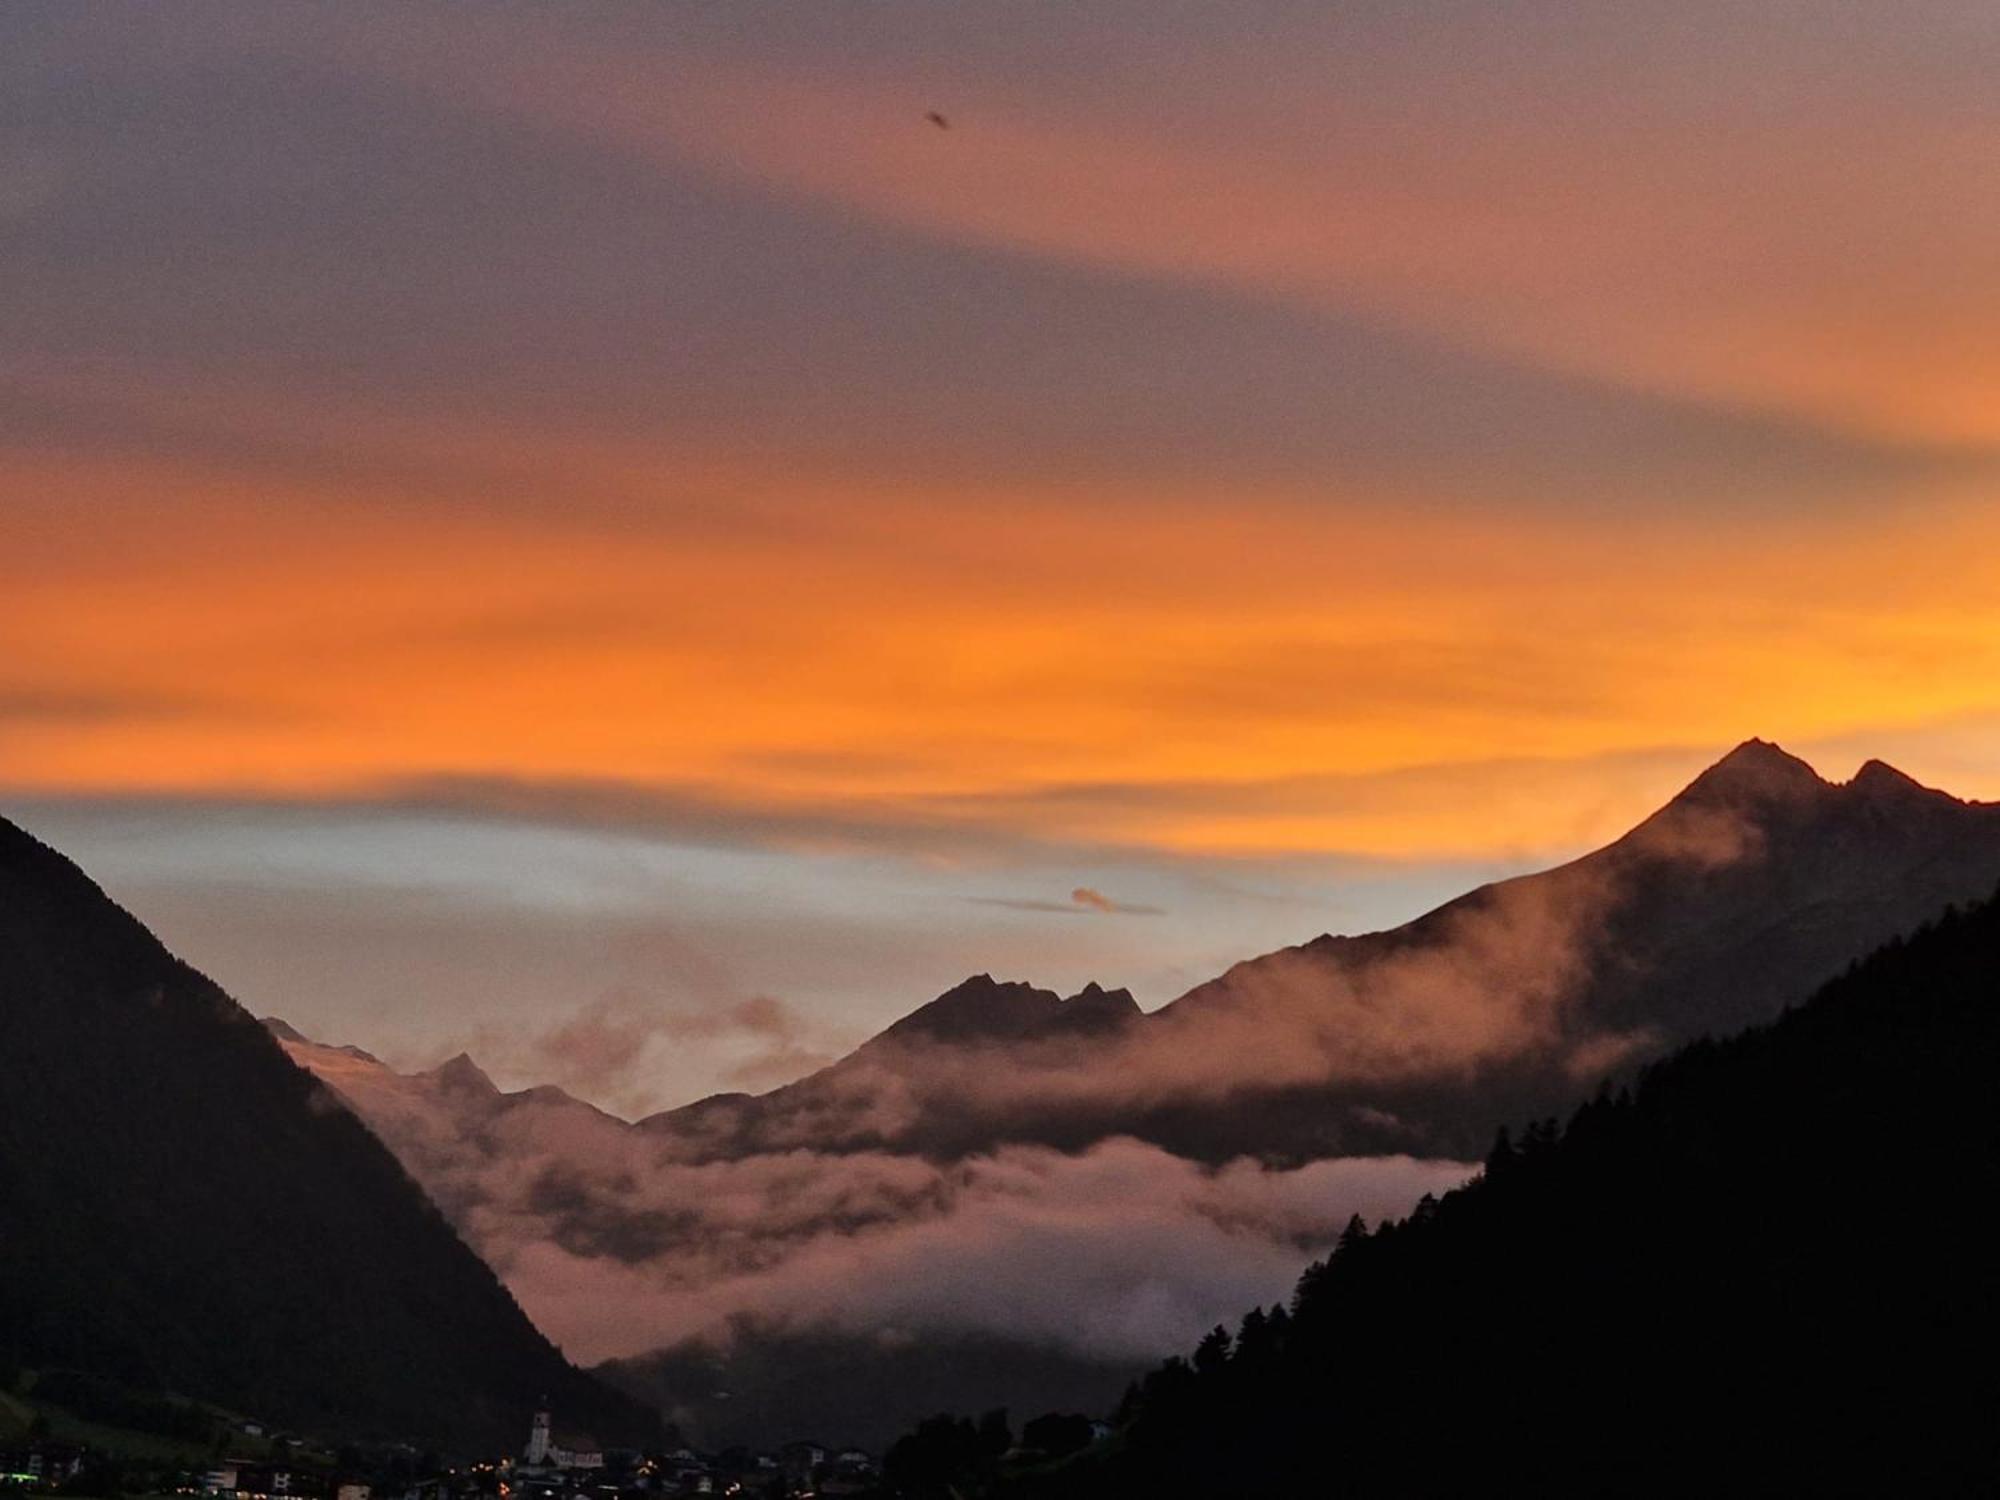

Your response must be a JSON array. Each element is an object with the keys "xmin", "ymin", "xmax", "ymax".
[{"xmin": 5, "ymin": 3, "xmax": 2000, "ymax": 1114}]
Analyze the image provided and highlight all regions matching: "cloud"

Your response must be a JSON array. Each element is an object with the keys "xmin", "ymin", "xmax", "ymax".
[
  {"xmin": 47, "ymin": 735, "xmax": 1759, "ymax": 868},
  {"xmin": 1070, "ymin": 885, "xmax": 1158, "ymax": 915},
  {"xmin": 368, "ymin": 5, "xmax": 2000, "ymax": 447},
  {"xmin": 469, "ymin": 990, "xmax": 844, "ymax": 1119},
  {"xmin": 501, "ymin": 1142, "xmax": 1471, "ymax": 1367},
  {"xmin": 1070, "ymin": 886, "xmax": 1116, "ymax": 913},
  {"xmin": 971, "ymin": 886, "xmax": 1165, "ymax": 917},
  {"xmin": 282, "ymin": 1028, "xmax": 1473, "ymax": 1366}
]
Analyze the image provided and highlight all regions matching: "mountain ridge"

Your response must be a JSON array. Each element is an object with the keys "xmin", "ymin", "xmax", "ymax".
[{"xmin": 0, "ymin": 812, "xmax": 655, "ymax": 1452}]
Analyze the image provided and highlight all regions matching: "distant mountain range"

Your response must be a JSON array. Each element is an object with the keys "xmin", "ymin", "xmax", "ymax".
[
  {"xmin": 259, "ymin": 739, "xmax": 2000, "ymax": 1448},
  {"xmin": 350, "ymin": 740, "xmax": 1971, "ymax": 1170},
  {"xmin": 0, "ymin": 815, "xmax": 654, "ymax": 1453},
  {"xmin": 322, "ymin": 740, "xmax": 2000, "ymax": 1165}
]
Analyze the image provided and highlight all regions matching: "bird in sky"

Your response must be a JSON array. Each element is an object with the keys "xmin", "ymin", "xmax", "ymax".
[{"xmin": 925, "ymin": 110, "xmax": 950, "ymax": 130}]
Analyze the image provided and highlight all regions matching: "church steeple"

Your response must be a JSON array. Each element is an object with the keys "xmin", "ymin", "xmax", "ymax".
[{"xmin": 526, "ymin": 1406, "xmax": 551, "ymax": 1466}]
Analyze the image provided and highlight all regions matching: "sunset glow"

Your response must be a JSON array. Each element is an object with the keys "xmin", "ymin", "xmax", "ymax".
[
  {"xmin": 11, "ymin": 459, "xmax": 2000, "ymax": 859},
  {"xmin": 6, "ymin": 2, "xmax": 2000, "ymax": 1102}
]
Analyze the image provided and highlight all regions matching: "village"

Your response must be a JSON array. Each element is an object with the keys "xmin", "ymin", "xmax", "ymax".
[{"xmin": 1, "ymin": 1406, "xmax": 883, "ymax": 1500}]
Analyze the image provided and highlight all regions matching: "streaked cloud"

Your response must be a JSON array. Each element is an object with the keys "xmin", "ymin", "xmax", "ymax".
[{"xmin": 419, "ymin": 2, "xmax": 2000, "ymax": 445}]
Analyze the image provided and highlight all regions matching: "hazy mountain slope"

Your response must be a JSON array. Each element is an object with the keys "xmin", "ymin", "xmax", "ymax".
[
  {"xmin": 1171, "ymin": 742, "xmax": 2000, "ymax": 1045},
  {"xmin": 1125, "ymin": 739, "xmax": 2000, "ymax": 1157},
  {"xmin": 0, "ymin": 814, "xmax": 654, "ymax": 1453},
  {"xmin": 1008, "ymin": 887, "xmax": 2000, "ymax": 1497},
  {"xmin": 637, "ymin": 976, "xmax": 1150, "ymax": 1159}
]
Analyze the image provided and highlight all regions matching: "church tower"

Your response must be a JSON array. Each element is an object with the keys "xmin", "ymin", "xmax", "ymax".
[{"xmin": 526, "ymin": 1407, "xmax": 552, "ymax": 1466}]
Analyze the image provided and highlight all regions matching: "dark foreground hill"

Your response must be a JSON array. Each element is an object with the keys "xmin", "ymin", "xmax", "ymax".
[
  {"xmin": 897, "ymin": 888, "xmax": 2000, "ymax": 1497},
  {"xmin": 0, "ymin": 815, "xmax": 655, "ymax": 1453}
]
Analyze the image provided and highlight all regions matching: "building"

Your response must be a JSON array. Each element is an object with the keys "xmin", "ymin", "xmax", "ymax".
[
  {"xmin": 525, "ymin": 1411, "xmax": 551, "ymax": 1468},
  {"xmin": 521, "ymin": 1409, "xmax": 603, "ymax": 1473}
]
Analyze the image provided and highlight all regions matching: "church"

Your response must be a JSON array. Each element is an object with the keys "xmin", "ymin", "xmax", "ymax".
[{"xmin": 521, "ymin": 1408, "xmax": 604, "ymax": 1473}]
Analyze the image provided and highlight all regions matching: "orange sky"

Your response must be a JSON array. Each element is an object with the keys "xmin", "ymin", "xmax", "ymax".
[
  {"xmin": 8, "ymin": 446, "xmax": 2000, "ymax": 860},
  {"xmin": 5, "ymin": 3, "xmax": 1999, "ymax": 1098}
]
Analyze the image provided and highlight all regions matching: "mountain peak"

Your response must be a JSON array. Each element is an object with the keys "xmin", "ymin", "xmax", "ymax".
[
  {"xmin": 1847, "ymin": 758, "xmax": 1957, "ymax": 807},
  {"xmin": 879, "ymin": 974, "xmax": 1064, "ymax": 1046},
  {"xmin": 1677, "ymin": 739, "xmax": 1826, "ymax": 804},
  {"xmin": 1062, "ymin": 980, "xmax": 1139, "ymax": 1011},
  {"xmin": 430, "ymin": 1051, "xmax": 498, "ymax": 1094},
  {"xmin": 1050, "ymin": 981, "xmax": 1143, "ymax": 1036}
]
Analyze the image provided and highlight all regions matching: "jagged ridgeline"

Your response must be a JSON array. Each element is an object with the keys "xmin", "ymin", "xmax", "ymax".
[
  {"xmin": 0, "ymin": 815, "xmax": 655, "ymax": 1453},
  {"xmin": 917, "ymin": 889, "xmax": 2000, "ymax": 1497}
]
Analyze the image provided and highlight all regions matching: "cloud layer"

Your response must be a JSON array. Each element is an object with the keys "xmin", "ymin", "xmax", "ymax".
[{"xmin": 279, "ymin": 1029, "xmax": 1468, "ymax": 1366}]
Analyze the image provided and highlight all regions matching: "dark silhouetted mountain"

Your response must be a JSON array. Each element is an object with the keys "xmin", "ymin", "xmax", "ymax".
[
  {"xmin": 876, "ymin": 975, "xmax": 1071, "ymax": 1046},
  {"xmin": 904, "ymin": 887, "xmax": 2000, "ymax": 1497},
  {"xmin": 1043, "ymin": 982, "xmax": 1143, "ymax": 1037},
  {"xmin": 0, "ymin": 814, "xmax": 656, "ymax": 1452},
  {"xmin": 874, "ymin": 976, "xmax": 1142, "ymax": 1047}
]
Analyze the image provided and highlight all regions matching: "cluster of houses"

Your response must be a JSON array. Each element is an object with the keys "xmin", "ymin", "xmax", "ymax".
[
  {"xmin": 0, "ymin": 1409, "xmax": 883, "ymax": 1500},
  {"xmin": 507, "ymin": 1411, "xmax": 879, "ymax": 1498}
]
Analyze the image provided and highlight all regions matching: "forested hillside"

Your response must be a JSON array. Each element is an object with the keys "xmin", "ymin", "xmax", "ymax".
[{"xmin": 895, "ymin": 889, "xmax": 2000, "ymax": 1496}]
